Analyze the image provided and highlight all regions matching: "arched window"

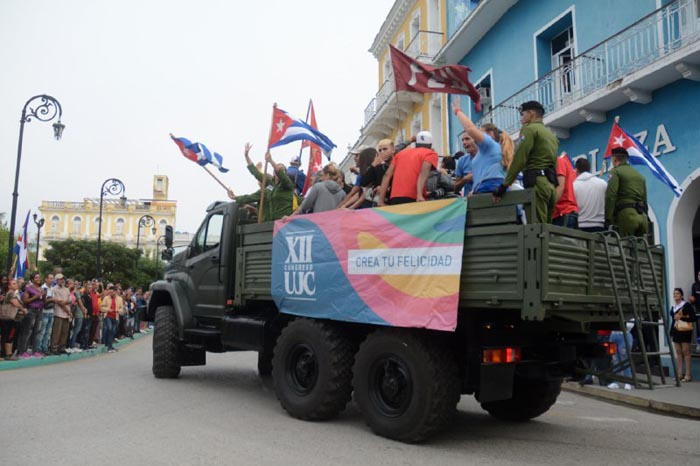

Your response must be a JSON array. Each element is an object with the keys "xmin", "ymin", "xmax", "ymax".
[
  {"xmin": 116, "ymin": 218, "xmax": 125, "ymax": 235},
  {"xmin": 159, "ymin": 219, "xmax": 168, "ymax": 234},
  {"xmin": 51, "ymin": 216, "xmax": 60, "ymax": 233},
  {"xmin": 72, "ymin": 216, "xmax": 82, "ymax": 235}
]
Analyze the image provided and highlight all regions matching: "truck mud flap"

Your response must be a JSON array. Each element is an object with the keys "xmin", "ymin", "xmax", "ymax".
[
  {"xmin": 479, "ymin": 364, "xmax": 515, "ymax": 403},
  {"xmin": 180, "ymin": 344, "xmax": 206, "ymax": 367}
]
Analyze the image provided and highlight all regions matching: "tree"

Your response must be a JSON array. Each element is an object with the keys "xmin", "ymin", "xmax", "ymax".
[
  {"xmin": 42, "ymin": 239, "xmax": 158, "ymax": 289},
  {"xmin": 0, "ymin": 213, "xmax": 9, "ymax": 273}
]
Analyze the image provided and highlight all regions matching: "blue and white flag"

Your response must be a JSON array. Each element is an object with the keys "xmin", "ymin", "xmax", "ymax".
[
  {"xmin": 171, "ymin": 134, "xmax": 229, "ymax": 173},
  {"xmin": 605, "ymin": 122, "xmax": 682, "ymax": 197},
  {"xmin": 14, "ymin": 210, "xmax": 30, "ymax": 279},
  {"xmin": 268, "ymin": 106, "xmax": 336, "ymax": 157}
]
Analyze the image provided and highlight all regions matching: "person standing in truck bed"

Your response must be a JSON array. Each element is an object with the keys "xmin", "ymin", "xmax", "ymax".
[
  {"xmin": 605, "ymin": 147, "xmax": 649, "ymax": 238},
  {"xmin": 493, "ymin": 100, "xmax": 558, "ymax": 224},
  {"xmin": 228, "ymin": 143, "xmax": 295, "ymax": 222}
]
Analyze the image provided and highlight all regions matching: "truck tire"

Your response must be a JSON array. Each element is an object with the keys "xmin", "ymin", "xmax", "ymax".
[
  {"xmin": 352, "ymin": 330, "xmax": 460, "ymax": 443},
  {"xmin": 152, "ymin": 305, "xmax": 181, "ymax": 379},
  {"xmin": 272, "ymin": 318, "xmax": 354, "ymax": 420},
  {"xmin": 480, "ymin": 378, "xmax": 561, "ymax": 421}
]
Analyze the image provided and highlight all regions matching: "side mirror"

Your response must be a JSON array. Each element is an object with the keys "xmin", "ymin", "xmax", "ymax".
[
  {"xmin": 165, "ymin": 225, "xmax": 173, "ymax": 248},
  {"xmin": 161, "ymin": 249, "xmax": 173, "ymax": 261}
]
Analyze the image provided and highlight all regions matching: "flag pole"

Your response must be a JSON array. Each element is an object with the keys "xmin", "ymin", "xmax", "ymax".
[
  {"xmin": 260, "ymin": 103, "xmax": 277, "ymax": 223},
  {"xmin": 293, "ymin": 99, "xmax": 313, "ymax": 191},
  {"xmin": 200, "ymin": 165, "xmax": 230, "ymax": 192}
]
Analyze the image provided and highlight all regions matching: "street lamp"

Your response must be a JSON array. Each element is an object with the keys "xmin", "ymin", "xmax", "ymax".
[
  {"xmin": 6, "ymin": 95, "xmax": 64, "ymax": 273},
  {"xmin": 136, "ymin": 214, "xmax": 156, "ymax": 250},
  {"xmin": 32, "ymin": 213, "xmax": 45, "ymax": 267},
  {"xmin": 96, "ymin": 178, "xmax": 126, "ymax": 278}
]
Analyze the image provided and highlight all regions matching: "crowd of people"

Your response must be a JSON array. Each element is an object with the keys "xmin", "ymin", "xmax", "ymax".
[{"xmin": 0, "ymin": 271, "xmax": 151, "ymax": 361}]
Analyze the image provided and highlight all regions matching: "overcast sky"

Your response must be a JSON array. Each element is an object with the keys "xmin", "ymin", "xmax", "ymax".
[{"xmin": 0, "ymin": 0, "xmax": 393, "ymax": 234}]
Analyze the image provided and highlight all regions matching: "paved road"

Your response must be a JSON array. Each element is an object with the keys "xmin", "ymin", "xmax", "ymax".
[{"xmin": 1, "ymin": 335, "xmax": 698, "ymax": 466}]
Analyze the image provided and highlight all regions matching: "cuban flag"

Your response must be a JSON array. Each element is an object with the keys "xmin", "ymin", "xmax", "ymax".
[
  {"xmin": 14, "ymin": 210, "xmax": 30, "ymax": 279},
  {"xmin": 604, "ymin": 121, "xmax": 682, "ymax": 197},
  {"xmin": 170, "ymin": 134, "xmax": 229, "ymax": 173},
  {"xmin": 268, "ymin": 106, "xmax": 336, "ymax": 156}
]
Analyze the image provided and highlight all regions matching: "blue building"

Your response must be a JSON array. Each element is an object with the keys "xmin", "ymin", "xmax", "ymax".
[{"xmin": 439, "ymin": 0, "xmax": 700, "ymax": 308}]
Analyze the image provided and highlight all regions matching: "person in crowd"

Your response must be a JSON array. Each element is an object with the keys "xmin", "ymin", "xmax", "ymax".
[
  {"xmin": 49, "ymin": 273, "xmax": 73, "ymax": 355},
  {"xmin": 454, "ymin": 134, "xmax": 476, "ymax": 196},
  {"xmin": 493, "ymin": 100, "xmax": 559, "ymax": 224},
  {"xmin": 88, "ymin": 280, "xmax": 103, "ymax": 347},
  {"xmin": 134, "ymin": 288, "xmax": 146, "ymax": 333},
  {"xmin": 18, "ymin": 272, "xmax": 44, "ymax": 358},
  {"xmin": 440, "ymin": 155, "xmax": 456, "ymax": 177},
  {"xmin": 286, "ymin": 163, "xmax": 345, "ymax": 216},
  {"xmin": 605, "ymin": 147, "xmax": 649, "ymax": 237},
  {"xmin": 67, "ymin": 279, "xmax": 87, "ymax": 353},
  {"xmin": 79, "ymin": 283, "xmax": 93, "ymax": 350},
  {"xmin": 481, "ymin": 123, "xmax": 514, "ymax": 172},
  {"xmin": 552, "ymin": 153, "xmax": 579, "ymax": 228},
  {"xmin": 573, "ymin": 158, "xmax": 607, "ymax": 232},
  {"xmin": 35, "ymin": 273, "xmax": 54, "ymax": 355},
  {"xmin": 671, "ymin": 287, "xmax": 695, "ymax": 382},
  {"xmin": 377, "ymin": 131, "xmax": 438, "ymax": 206},
  {"xmin": 1, "ymin": 278, "xmax": 26, "ymax": 361},
  {"xmin": 690, "ymin": 270, "xmax": 700, "ymax": 347},
  {"xmin": 452, "ymin": 99, "xmax": 507, "ymax": 195},
  {"xmin": 228, "ymin": 143, "xmax": 295, "ymax": 222},
  {"xmin": 339, "ymin": 147, "xmax": 378, "ymax": 209},
  {"xmin": 361, "ymin": 140, "xmax": 395, "ymax": 206},
  {"xmin": 124, "ymin": 288, "xmax": 136, "ymax": 338},
  {"xmin": 286, "ymin": 157, "xmax": 306, "ymax": 195},
  {"xmin": 100, "ymin": 283, "xmax": 123, "ymax": 353}
]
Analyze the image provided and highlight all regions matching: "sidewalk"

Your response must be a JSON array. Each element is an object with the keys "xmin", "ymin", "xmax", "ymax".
[
  {"xmin": 0, "ymin": 330, "xmax": 152, "ymax": 371},
  {"xmin": 562, "ymin": 374, "xmax": 700, "ymax": 420}
]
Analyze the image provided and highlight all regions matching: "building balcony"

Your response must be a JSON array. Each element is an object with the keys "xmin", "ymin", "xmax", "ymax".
[
  {"xmin": 361, "ymin": 30, "xmax": 443, "ymax": 140},
  {"xmin": 477, "ymin": 0, "xmax": 700, "ymax": 138}
]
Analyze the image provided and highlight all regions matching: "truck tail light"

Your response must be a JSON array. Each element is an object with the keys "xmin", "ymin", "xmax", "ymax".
[
  {"xmin": 483, "ymin": 347, "xmax": 522, "ymax": 364},
  {"xmin": 602, "ymin": 342, "xmax": 617, "ymax": 356},
  {"xmin": 596, "ymin": 330, "xmax": 612, "ymax": 336}
]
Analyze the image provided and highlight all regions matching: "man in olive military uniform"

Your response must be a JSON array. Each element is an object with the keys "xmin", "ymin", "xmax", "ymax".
[
  {"xmin": 605, "ymin": 147, "xmax": 649, "ymax": 237},
  {"xmin": 493, "ymin": 100, "xmax": 559, "ymax": 224}
]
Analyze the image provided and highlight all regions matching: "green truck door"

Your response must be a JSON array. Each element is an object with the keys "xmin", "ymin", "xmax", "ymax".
[{"xmin": 186, "ymin": 211, "xmax": 227, "ymax": 320}]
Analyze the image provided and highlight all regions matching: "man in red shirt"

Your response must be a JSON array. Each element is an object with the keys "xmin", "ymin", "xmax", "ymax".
[
  {"xmin": 377, "ymin": 131, "xmax": 439, "ymax": 206},
  {"xmin": 552, "ymin": 153, "xmax": 579, "ymax": 228}
]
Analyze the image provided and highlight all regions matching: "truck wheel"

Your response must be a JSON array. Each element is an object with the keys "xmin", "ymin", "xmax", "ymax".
[
  {"xmin": 352, "ymin": 331, "xmax": 460, "ymax": 443},
  {"xmin": 272, "ymin": 319, "xmax": 354, "ymax": 420},
  {"xmin": 480, "ymin": 378, "xmax": 561, "ymax": 421},
  {"xmin": 152, "ymin": 305, "xmax": 181, "ymax": 379}
]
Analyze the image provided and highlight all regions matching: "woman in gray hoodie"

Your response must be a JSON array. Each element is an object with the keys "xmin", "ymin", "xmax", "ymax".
[{"xmin": 291, "ymin": 164, "xmax": 346, "ymax": 215}]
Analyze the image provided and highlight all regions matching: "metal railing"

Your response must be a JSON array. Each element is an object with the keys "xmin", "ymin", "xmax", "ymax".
[
  {"xmin": 42, "ymin": 201, "xmax": 85, "ymax": 210},
  {"xmin": 363, "ymin": 30, "xmax": 443, "ymax": 128},
  {"xmin": 406, "ymin": 30, "xmax": 444, "ymax": 61},
  {"xmin": 477, "ymin": 0, "xmax": 700, "ymax": 135}
]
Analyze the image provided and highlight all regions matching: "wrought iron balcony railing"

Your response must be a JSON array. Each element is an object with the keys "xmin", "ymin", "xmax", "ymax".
[{"xmin": 477, "ymin": 0, "xmax": 700, "ymax": 135}]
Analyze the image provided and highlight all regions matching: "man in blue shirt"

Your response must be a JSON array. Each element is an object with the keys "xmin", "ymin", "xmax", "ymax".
[{"xmin": 455, "ymin": 133, "xmax": 476, "ymax": 195}]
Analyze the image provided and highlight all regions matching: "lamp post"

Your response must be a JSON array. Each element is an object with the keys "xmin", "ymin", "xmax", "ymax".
[
  {"xmin": 6, "ymin": 95, "xmax": 65, "ymax": 273},
  {"xmin": 32, "ymin": 213, "xmax": 45, "ymax": 267},
  {"xmin": 96, "ymin": 178, "xmax": 126, "ymax": 278},
  {"xmin": 136, "ymin": 214, "xmax": 156, "ymax": 250}
]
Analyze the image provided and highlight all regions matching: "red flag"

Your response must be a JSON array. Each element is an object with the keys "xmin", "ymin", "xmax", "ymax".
[
  {"xmin": 389, "ymin": 45, "xmax": 482, "ymax": 112},
  {"xmin": 302, "ymin": 101, "xmax": 322, "ymax": 195}
]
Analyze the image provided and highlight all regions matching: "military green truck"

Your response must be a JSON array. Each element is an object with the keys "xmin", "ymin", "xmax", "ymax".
[{"xmin": 146, "ymin": 190, "xmax": 667, "ymax": 442}]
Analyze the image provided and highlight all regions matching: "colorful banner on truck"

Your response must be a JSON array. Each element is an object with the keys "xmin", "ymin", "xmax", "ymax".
[{"xmin": 271, "ymin": 198, "xmax": 467, "ymax": 332}]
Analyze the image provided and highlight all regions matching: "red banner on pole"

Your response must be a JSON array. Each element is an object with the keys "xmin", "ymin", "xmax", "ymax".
[
  {"xmin": 302, "ymin": 101, "xmax": 322, "ymax": 195},
  {"xmin": 389, "ymin": 45, "xmax": 482, "ymax": 112}
]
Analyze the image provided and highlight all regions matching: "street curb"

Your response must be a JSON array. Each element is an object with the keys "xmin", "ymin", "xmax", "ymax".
[
  {"xmin": 562, "ymin": 381, "xmax": 700, "ymax": 420},
  {"xmin": 0, "ymin": 331, "xmax": 152, "ymax": 371}
]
